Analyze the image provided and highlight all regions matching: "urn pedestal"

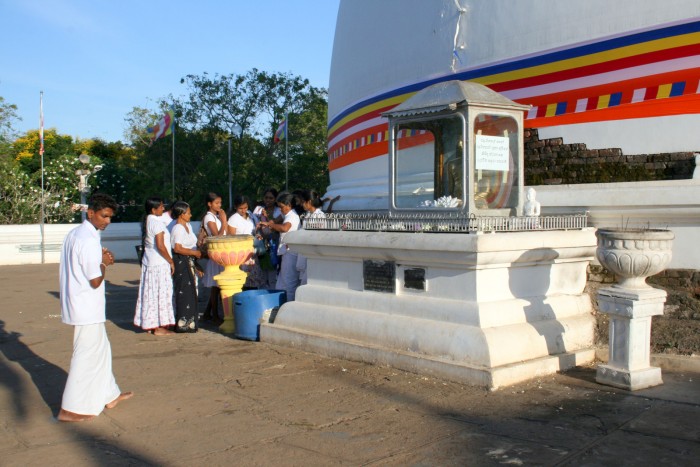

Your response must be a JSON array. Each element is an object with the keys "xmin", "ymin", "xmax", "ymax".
[
  {"xmin": 206, "ymin": 235, "xmax": 254, "ymax": 334},
  {"xmin": 594, "ymin": 228, "xmax": 674, "ymax": 390}
]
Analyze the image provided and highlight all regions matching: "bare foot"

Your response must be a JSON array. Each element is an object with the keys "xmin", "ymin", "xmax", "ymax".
[
  {"xmin": 152, "ymin": 327, "xmax": 175, "ymax": 336},
  {"xmin": 57, "ymin": 408, "xmax": 95, "ymax": 422},
  {"xmin": 105, "ymin": 391, "xmax": 134, "ymax": 409}
]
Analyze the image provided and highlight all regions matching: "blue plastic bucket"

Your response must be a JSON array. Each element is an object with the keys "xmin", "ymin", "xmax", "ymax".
[{"xmin": 233, "ymin": 289, "xmax": 287, "ymax": 341}]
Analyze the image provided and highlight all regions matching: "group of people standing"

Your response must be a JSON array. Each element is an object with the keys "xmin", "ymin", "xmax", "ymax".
[
  {"xmin": 54, "ymin": 188, "xmax": 325, "ymax": 422},
  {"xmin": 132, "ymin": 188, "xmax": 326, "ymax": 335}
]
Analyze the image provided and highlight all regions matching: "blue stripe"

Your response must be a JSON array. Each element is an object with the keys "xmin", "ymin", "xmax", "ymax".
[
  {"xmin": 670, "ymin": 81, "xmax": 686, "ymax": 96},
  {"xmin": 609, "ymin": 92, "xmax": 623, "ymax": 107},
  {"xmin": 329, "ymin": 19, "xmax": 700, "ymax": 129},
  {"xmin": 555, "ymin": 102, "xmax": 567, "ymax": 115}
]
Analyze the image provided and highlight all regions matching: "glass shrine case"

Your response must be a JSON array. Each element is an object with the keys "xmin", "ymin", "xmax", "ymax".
[{"xmin": 383, "ymin": 80, "xmax": 530, "ymax": 216}]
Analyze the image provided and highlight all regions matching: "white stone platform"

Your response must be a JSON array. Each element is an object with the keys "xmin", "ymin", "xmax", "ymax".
[{"xmin": 261, "ymin": 228, "xmax": 597, "ymax": 389}]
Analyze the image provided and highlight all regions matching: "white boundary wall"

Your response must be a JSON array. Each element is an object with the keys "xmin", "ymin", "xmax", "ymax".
[
  {"xmin": 535, "ymin": 179, "xmax": 700, "ymax": 270},
  {"xmin": 0, "ymin": 221, "xmax": 201, "ymax": 266},
  {"xmin": 1, "ymin": 178, "xmax": 698, "ymax": 271}
]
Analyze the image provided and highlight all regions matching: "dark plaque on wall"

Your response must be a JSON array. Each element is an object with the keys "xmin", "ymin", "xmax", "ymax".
[
  {"xmin": 404, "ymin": 268, "xmax": 426, "ymax": 290},
  {"xmin": 363, "ymin": 260, "xmax": 395, "ymax": 293}
]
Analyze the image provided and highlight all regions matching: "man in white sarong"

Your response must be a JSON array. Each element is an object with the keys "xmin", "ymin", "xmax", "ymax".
[{"xmin": 57, "ymin": 193, "xmax": 133, "ymax": 422}]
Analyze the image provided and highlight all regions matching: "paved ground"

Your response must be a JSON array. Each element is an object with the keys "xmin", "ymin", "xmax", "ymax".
[{"xmin": 1, "ymin": 262, "xmax": 699, "ymax": 466}]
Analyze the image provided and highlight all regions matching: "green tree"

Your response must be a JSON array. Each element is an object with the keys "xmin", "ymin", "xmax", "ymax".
[
  {"xmin": 0, "ymin": 158, "xmax": 42, "ymax": 224},
  {"xmin": 284, "ymin": 88, "xmax": 329, "ymax": 193},
  {"xmin": 0, "ymin": 153, "xmax": 87, "ymax": 224},
  {"xmin": 0, "ymin": 96, "xmax": 21, "ymax": 157},
  {"xmin": 180, "ymin": 69, "xmax": 329, "ymax": 202},
  {"xmin": 43, "ymin": 153, "xmax": 103, "ymax": 223},
  {"xmin": 12, "ymin": 129, "xmax": 75, "ymax": 174}
]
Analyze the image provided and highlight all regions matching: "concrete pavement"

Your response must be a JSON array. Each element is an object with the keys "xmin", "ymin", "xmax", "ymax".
[{"xmin": 1, "ymin": 262, "xmax": 699, "ymax": 466}]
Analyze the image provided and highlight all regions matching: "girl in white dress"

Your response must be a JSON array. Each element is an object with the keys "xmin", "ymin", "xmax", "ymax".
[
  {"xmin": 227, "ymin": 195, "xmax": 265, "ymax": 289},
  {"xmin": 201, "ymin": 192, "xmax": 227, "ymax": 323},
  {"xmin": 258, "ymin": 192, "xmax": 301, "ymax": 301},
  {"xmin": 134, "ymin": 196, "xmax": 176, "ymax": 335},
  {"xmin": 296, "ymin": 190, "xmax": 326, "ymax": 286}
]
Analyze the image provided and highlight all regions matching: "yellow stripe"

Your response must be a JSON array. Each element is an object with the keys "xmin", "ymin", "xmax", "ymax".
[
  {"xmin": 329, "ymin": 32, "xmax": 700, "ymax": 137},
  {"xmin": 545, "ymin": 103, "xmax": 558, "ymax": 117},
  {"xmin": 328, "ymin": 94, "xmax": 408, "ymax": 136},
  {"xmin": 657, "ymin": 83, "xmax": 673, "ymax": 98},
  {"xmin": 477, "ymin": 32, "xmax": 700, "ymax": 86},
  {"xmin": 597, "ymin": 94, "xmax": 610, "ymax": 109}
]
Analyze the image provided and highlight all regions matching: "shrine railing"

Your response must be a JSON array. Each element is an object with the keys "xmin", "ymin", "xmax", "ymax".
[{"xmin": 303, "ymin": 213, "xmax": 588, "ymax": 233}]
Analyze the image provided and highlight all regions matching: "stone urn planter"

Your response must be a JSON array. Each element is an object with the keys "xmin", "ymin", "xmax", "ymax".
[
  {"xmin": 594, "ymin": 228, "xmax": 675, "ymax": 390},
  {"xmin": 206, "ymin": 235, "xmax": 254, "ymax": 334},
  {"xmin": 595, "ymin": 228, "xmax": 674, "ymax": 290}
]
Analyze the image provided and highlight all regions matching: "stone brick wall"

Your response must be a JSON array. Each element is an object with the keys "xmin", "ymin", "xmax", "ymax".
[
  {"xmin": 587, "ymin": 265, "xmax": 700, "ymax": 355},
  {"xmin": 524, "ymin": 128, "xmax": 697, "ymax": 185},
  {"xmin": 523, "ymin": 129, "xmax": 700, "ymax": 354}
]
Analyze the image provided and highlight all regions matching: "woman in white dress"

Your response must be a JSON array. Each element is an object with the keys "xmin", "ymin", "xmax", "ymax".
[
  {"xmin": 170, "ymin": 201, "xmax": 203, "ymax": 332},
  {"xmin": 227, "ymin": 195, "xmax": 265, "ymax": 290},
  {"xmin": 134, "ymin": 196, "xmax": 176, "ymax": 335},
  {"xmin": 200, "ymin": 192, "xmax": 227, "ymax": 324},
  {"xmin": 296, "ymin": 190, "xmax": 326, "ymax": 286},
  {"xmin": 258, "ymin": 192, "xmax": 301, "ymax": 301}
]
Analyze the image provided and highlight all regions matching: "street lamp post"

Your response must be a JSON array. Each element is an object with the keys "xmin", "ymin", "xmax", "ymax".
[
  {"xmin": 227, "ymin": 124, "xmax": 243, "ymax": 211},
  {"xmin": 75, "ymin": 154, "xmax": 102, "ymax": 221},
  {"xmin": 227, "ymin": 137, "xmax": 232, "ymax": 210}
]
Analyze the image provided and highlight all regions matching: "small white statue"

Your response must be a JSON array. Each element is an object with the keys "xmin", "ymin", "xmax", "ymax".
[{"xmin": 523, "ymin": 187, "xmax": 541, "ymax": 217}]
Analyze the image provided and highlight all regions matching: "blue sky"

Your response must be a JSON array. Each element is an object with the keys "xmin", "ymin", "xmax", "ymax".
[{"xmin": 0, "ymin": 0, "xmax": 340, "ymax": 143}]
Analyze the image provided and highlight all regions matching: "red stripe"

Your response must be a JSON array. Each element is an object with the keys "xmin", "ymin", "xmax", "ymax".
[
  {"xmin": 684, "ymin": 77, "xmax": 699, "ymax": 94},
  {"xmin": 619, "ymin": 88, "xmax": 635, "ymax": 105},
  {"xmin": 517, "ymin": 68, "xmax": 700, "ymax": 107},
  {"xmin": 644, "ymin": 85, "xmax": 659, "ymax": 100},
  {"xmin": 328, "ymin": 123, "xmax": 388, "ymax": 154},
  {"xmin": 526, "ymin": 93, "xmax": 700, "ymax": 128},
  {"xmin": 490, "ymin": 44, "xmax": 700, "ymax": 93},
  {"xmin": 329, "ymin": 46, "xmax": 700, "ymax": 143},
  {"xmin": 328, "ymin": 103, "xmax": 396, "ymax": 141}
]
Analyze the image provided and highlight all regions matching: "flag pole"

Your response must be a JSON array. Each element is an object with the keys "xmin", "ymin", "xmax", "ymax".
[
  {"xmin": 171, "ymin": 111, "xmax": 175, "ymax": 200},
  {"xmin": 39, "ymin": 91, "xmax": 46, "ymax": 264},
  {"xmin": 285, "ymin": 112, "xmax": 289, "ymax": 190}
]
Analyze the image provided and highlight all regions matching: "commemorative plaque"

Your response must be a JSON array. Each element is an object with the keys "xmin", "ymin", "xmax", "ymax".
[
  {"xmin": 404, "ymin": 268, "xmax": 426, "ymax": 290},
  {"xmin": 363, "ymin": 260, "xmax": 396, "ymax": 293}
]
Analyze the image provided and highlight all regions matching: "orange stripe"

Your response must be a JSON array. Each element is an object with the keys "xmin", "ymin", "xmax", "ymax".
[
  {"xmin": 329, "ymin": 123, "xmax": 387, "ymax": 154},
  {"xmin": 329, "ymin": 142, "xmax": 388, "ymax": 171},
  {"xmin": 330, "ymin": 94, "xmax": 700, "ymax": 171},
  {"xmin": 329, "ymin": 132, "xmax": 435, "ymax": 171},
  {"xmin": 521, "ymin": 68, "xmax": 700, "ymax": 107},
  {"xmin": 527, "ymin": 93, "xmax": 700, "ymax": 127}
]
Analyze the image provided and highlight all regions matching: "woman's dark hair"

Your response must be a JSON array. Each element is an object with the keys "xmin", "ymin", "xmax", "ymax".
[
  {"xmin": 144, "ymin": 196, "xmax": 163, "ymax": 215},
  {"xmin": 291, "ymin": 190, "xmax": 306, "ymax": 215},
  {"xmin": 260, "ymin": 187, "xmax": 279, "ymax": 207},
  {"xmin": 140, "ymin": 196, "xmax": 164, "ymax": 265},
  {"xmin": 171, "ymin": 201, "xmax": 190, "ymax": 219},
  {"xmin": 227, "ymin": 195, "xmax": 251, "ymax": 217},
  {"xmin": 276, "ymin": 191, "xmax": 299, "ymax": 209},
  {"xmin": 300, "ymin": 189, "xmax": 323, "ymax": 210},
  {"xmin": 166, "ymin": 200, "xmax": 178, "ymax": 213},
  {"xmin": 233, "ymin": 195, "xmax": 250, "ymax": 208},
  {"xmin": 205, "ymin": 192, "xmax": 221, "ymax": 205}
]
